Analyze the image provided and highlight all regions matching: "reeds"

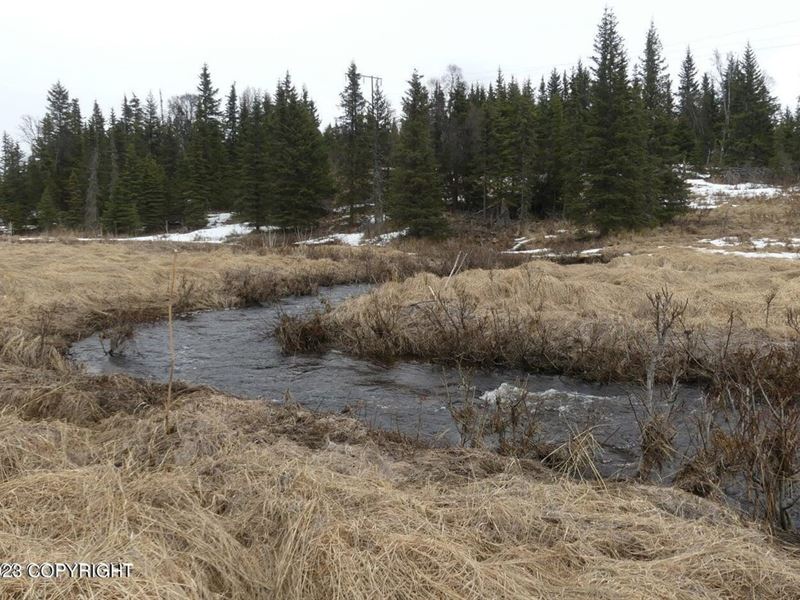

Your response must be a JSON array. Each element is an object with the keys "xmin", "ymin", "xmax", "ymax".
[{"xmin": 3, "ymin": 241, "xmax": 800, "ymax": 597}]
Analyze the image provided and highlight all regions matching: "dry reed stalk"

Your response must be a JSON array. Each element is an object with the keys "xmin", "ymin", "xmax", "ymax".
[{"xmin": 165, "ymin": 249, "xmax": 177, "ymax": 433}]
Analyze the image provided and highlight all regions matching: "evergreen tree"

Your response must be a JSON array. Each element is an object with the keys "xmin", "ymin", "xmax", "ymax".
[
  {"xmin": 334, "ymin": 62, "xmax": 372, "ymax": 223},
  {"xmin": 697, "ymin": 74, "xmax": 720, "ymax": 166},
  {"xmin": 184, "ymin": 64, "xmax": 225, "ymax": 224},
  {"xmin": 675, "ymin": 48, "xmax": 701, "ymax": 165},
  {"xmin": 65, "ymin": 168, "xmax": 84, "ymax": 227},
  {"xmin": 440, "ymin": 66, "xmax": 471, "ymax": 208},
  {"xmin": 222, "ymin": 83, "xmax": 240, "ymax": 210},
  {"xmin": 37, "ymin": 181, "xmax": 60, "ymax": 230},
  {"xmin": 137, "ymin": 155, "xmax": 167, "ymax": 231},
  {"xmin": 265, "ymin": 74, "xmax": 332, "ymax": 228},
  {"xmin": 485, "ymin": 72, "xmax": 517, "ymax": 221},
  {"xmin": 387, "ymin": 71, "xmax": 447, "ymax": 237},
  {"xmin": 83, "ymin": 101, "xmax": 106, "ymax": 231},
  {"xmin": 562, "ymin": 63, "xmax": 592, "ymax": 221},
  {"xmin": 585, "ymin": 8, "xmax": 650, "ymax": 232},
  {"xmin": 237, "ymin": 93, "xmax": 270, "ymax": 226},
  {"xmin": 505, "ymin": 78, "xmax": 536, "ymax": 220},
  {"xmin": 34, "ymin": 82, "xmax": 82, "ymax": 214},
  {"xmin": 0, "ymin": 133, "xmax": 29, "ymax": 227},
  {"xmin": 638, "ymin": 22, "xmax": 686, "ymax": 220},
  {"xmin": 726, "ymin": 44, "xmax": 776, "ymax": 167},
  {"xmin": 533, "ymin": 71, "xmax": 566, "ymax": 217},
  {"xmin": 366, "ymin": 80, "xmax": 394, "ymax": 223}
]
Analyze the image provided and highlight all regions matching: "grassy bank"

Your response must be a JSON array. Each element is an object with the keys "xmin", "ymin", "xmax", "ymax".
[
  {"xmin": 1, "ymin": 240, "xmax": 799, "ymax": 598},
  {"xmin": 303, "ymin": 247, "xmax": 800, "ymax": 381}
]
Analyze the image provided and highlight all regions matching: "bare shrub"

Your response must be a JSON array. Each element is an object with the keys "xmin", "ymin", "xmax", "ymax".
[
  {"xmin": 446, "ymin": 375, "xmax": 543, "ymax": 459},
  {"xmin": 705, "ymin": 342, "xmax": 800, "ymax": 531},
  {"xmin": 631, "ymin": 287, "xmax": 689, "ymax": 481},
  {"xmin": 223, "ymin": 267, "xmax": 321, "ymax": 305},
  {"xmin": 276, "ymin": 311, "xmax": 329, "ymax": 354}
]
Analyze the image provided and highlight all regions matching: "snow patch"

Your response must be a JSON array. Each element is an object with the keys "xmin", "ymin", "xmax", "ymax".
[
  {"xmin": 695, "ymin": 248, "xmax": 800, "ymax": 261},
  {"xmin": 687, "ymin": 179, "xmax": 783, "ymax": 209},
  {"xmin": 298, "ymin": 229, "xmax": 407, "ymax": 247},
  {"xmin": 130, "ymin": 222, "xmax": 262, "ymax": 243}
]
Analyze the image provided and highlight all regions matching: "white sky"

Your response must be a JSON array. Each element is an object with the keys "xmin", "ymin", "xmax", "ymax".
[{"xmin": 1, "ymin": 0, "xmax": 799, "ymax": 145}]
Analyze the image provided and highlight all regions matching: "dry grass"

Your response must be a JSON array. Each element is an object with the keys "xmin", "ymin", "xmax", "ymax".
[
  {"xmin": 1, "ymin": 240, "xmax": 800, "ymax": 598},
  {"xmin": 312, "ymin": 247, "xmax": 800, "ymax": 381}
]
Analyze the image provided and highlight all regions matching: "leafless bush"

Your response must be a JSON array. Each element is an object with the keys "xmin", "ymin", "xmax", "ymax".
[
  {"xmin": 446, "ymin": 374, "xmax": 543, "ymax": 459},
  {"xmin": 276, "ymin": 311, "xmax": 329, "ymax": 354},
  {"xmin": 706, "ymin": 342, "xmax": 800, "ymax": 531},
  {"xmin": 222, "ymin": 268, "xmax": 322, "ymax": 305},
  {"xmin": 634, "ymin": 287, "xmax": 688, "ymax": 481}
]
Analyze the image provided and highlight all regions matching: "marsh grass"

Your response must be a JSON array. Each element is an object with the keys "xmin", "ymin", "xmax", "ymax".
[{"xmin": 2, "ymin": 241, "xmax": 800, "ymax": 597}]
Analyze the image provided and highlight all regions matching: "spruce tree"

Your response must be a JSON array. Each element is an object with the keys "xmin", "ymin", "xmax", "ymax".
[
  {"xmin": 83, "ymin": 102, "xmax": 106, "ymax": 231},
  {"xmin": 675, "ymin": 48, "xmax": 701, "ymax": 166},
  {"xmin": 506, "ymin": 78, "xmax": 536, "ymax": 220},
  {"xmin": 585, "ymin": 8, "xmax": 650, "ymax": 232},
  {"xmin": 222, "ymin": 83, "xmax": 240, "ymax": 210},
  {"xmin": 65, "ymin": 168, "xmax": 84, "ymax": 228},
  {"xmin": 265, "ymin": 74, "xmax": 332, "ymax": 229},
  {"xmin": 638, "ymin": 22, "xmax": 686, "ymax": 220},
  {"xmin": 184, "ymin": 64, "xmax": 225, "ymax": 223},
  {"xmin": 562, "ymin": 63, "xmax": 592, "ymax": 221},
  {"xmin": 440, "ymin": 67, "xmax": 471, "ymax": 207},
  {"xmin": 533, "ymin": 71, "xmax": 566, "ymax": 217},
  {"xmin": 387, "ymin": 71, "xmax": 447, "ymax": 237},
  {"xmin": 37, "ymin": 182, "xmax": 60, "ymax": 231},
  {"xmin": 335, "ymin": 62, "xmax": 372, "ymax": 223},
  {"xmin": 369, "ymin": 82, "xmax": 395, "ymax": 224},
  {"xmin": 0, "ymin": 133, "xmax": 29, "ymax": 227},
  {"xmin": 137, "ymin": 155, "xmax": 167, "ymax": 231},
  {"xmin": 697, "ymin": 74, "xmax": 721, "ymax": 166},
  {"xmin": 237, "ymin": 94, "xmax": 270, "ymax": 227},
  {"xmin": 485, "ymin": 72, "xmax": 517, "ymax": 221},
  {"xmin": 727, "ymin": 44, "xmax": 776, "ymax": 167}
]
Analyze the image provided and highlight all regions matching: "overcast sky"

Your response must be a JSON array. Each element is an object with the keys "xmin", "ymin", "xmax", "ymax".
[{"xmin": 2, "ymin": 0, "xmax": 799, "ymax": 145}]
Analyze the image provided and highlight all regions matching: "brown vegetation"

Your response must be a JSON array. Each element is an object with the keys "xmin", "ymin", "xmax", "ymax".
[
  {"xmin": 306, "ymin": 247, "xmax": 800, "ymax": 381},
  {"xmin": 2, "ymin": 240, "xmax": 800, "ymax": 598}
]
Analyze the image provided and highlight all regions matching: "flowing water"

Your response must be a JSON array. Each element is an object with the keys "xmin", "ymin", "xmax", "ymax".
[{"xmin": 70, "ymin": 284, "xmax": 703, "ymax": 478}]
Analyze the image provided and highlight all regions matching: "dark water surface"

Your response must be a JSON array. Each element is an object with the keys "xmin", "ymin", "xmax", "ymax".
[{"xmin": 70, "ymin": 284, "xmax": 703, "ymax": 477}]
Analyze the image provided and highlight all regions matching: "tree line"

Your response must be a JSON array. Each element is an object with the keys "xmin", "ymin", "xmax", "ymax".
[{"xmin": 1, "ymin": 8, "xmax": 798, "ymax": 237}]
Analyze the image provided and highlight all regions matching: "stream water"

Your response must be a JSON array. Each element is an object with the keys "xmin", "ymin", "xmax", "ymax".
[{"xmin": 70, "ymin": 284, "xmax": 703, "ymax": 478}]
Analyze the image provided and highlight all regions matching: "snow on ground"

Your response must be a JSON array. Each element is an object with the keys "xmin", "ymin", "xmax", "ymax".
[
  {"xmin": 123, "ymin": 213, "xmax": 273, "ymax": 243},
  {"xmin": 129, "ymin": 223, "xmax": 256, "ymax": 243},
  {"xmin": 511, "ymin": 237, "xmax": 530, "ymax": 251},
  {"xmin": 502, "ymin": 247, "xmax": 604, "ymax": 258},
  {"xmin": 696, "ymin": 248, "xmax": 800, "ymax": 261},
  {"xmin": 298, "ymin": 229, "xmax": 408, "ymax": 247},
  {"xmin": 505, "ymin": 247, "xmax": 553, "ymax": 255},
  {"xmin": 300, "ymin": 232, "xmax": 365, "ymax": 246},
  {"xmin": 693, "ymin": 234, "xmax": 800, "ymax": 260},
  {"xmin": 699, "ymin": 236, "xmax": 800, "ymax": 249},
  {"xmin": 687, "ymin": 179, "xmax": 784, "ymax": 209}
]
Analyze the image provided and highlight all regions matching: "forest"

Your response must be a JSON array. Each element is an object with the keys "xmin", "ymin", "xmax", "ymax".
[{"xmin": 1, "ymin": 8, "xmax": 799, "ymax": 237}]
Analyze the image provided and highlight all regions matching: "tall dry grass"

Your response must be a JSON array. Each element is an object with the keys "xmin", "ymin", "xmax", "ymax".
[
  {"xmin": 306, "ymin": 247, "xmax": 800, "ymax": 381},
  {"xmin": 2, "ymin": 241, "xmax": 800, "ymax": 597}
]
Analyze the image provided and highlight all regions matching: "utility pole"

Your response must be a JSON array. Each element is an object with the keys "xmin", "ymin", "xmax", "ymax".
[{"xmin": 360, "ymin": 74, "xmax": 384, "ymax": 225}]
